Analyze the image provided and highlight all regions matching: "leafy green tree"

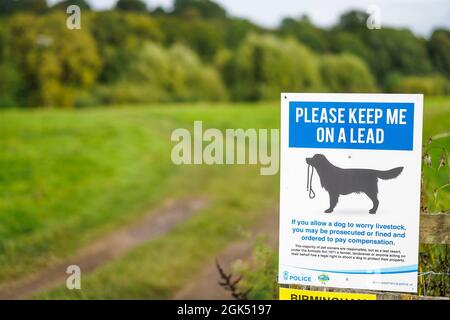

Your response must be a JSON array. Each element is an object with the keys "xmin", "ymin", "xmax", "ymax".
[
  {"xmin": 222, "ymin": 18, "xmax": 260, "ymax": 49},
  {"xmin": 0, "ymin": 0, "xmax": 48, "ymax": 15},
  {"xmin": 364, "ymin": 28, "xmax": 433, "ymax": 83},
  {"xmin": 173, "ymin": 0, "xmax": 227, "ymax": 19},
  {"xmin": 327, "ymin": 30, "xmax": 370, "ymax": 62},
  {"xmin": 0, "ymin": 1, "xmax": 17, "ymax": 15},
  {"xmin": 90, "ymin": 11, "xmax": 163, "ymax": 82},
  {"xmin": 157, "ymin": 17, "xmax": 224, "ymax": 61},
  {"xmin": 320, "ymin": 53, "xmax": 377, "ymax": 92},
  {"xmin": 115, "ymin": 0, "xmax": 147, "ymax": 11},
  {"xmin": 51, "ymin": 0, "xmax": 92, "ymax": 11},
  {"xmin": 427, "ymin": 29, "xmax": 450, "ymax": 77},
  {"xmin": 221, "ymin": 33, "xmax": 323, "ymax": 100},
  {"xmin": 0, "ymin": 63, "xmax": 24, "ymax": 107},
  {"xmin": 278, "ymin": 16, "xmax": 329, "ymax": 52},
  {"xmin": 336, "ymin": 10, "xmax": 369, "ymax": 36},
  {"xmin": 99, "ymin": 41, "xmax": 227, "ymax": 103},
  {"xmin": 5, "ymin": 13, "xmax": 101, "ymax": 107},
  {"xmin": 168, "ymin": 43, "xmax": 227, "ymax": 101},
  {"xmin": 0, "ymin": 7, "xmax": 446, "ymax": 107},
  {"xmin": 152, "ymin": 6, "xmax": 168, "ymax": 16},
  {"xmin": 333, "ymin": 11, "xmax": 434, "ymax": 85}
]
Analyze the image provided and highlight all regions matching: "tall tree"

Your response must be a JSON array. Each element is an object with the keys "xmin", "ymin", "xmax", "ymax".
[
  {"xmin": 0, "ymin": 0, "xmax": 48, "ymax": 15},
  {"xmin": 51, "ymin": 0, "xmax": 92, "ymax": 11},
  {"xmin": 115, "ymin": 0, "xmax": 147, "ymax": 11},
  {"xmin": 173, "ymin": 0, "xmax": 226, "ymax": 19},
  {"xmin": 6, "ymin": 13, "xmax": 101, "ymax": 107},
  {"xmin": 337, "ymin": 10, "xmax": 369, "ymax": 35},
  {"xmin": 427, "ymin": 29, "xmax": 450, "ymax": 77},
  {"xmin": 278, "ymin": 15, "xmax": 329, "ymax": 52}
]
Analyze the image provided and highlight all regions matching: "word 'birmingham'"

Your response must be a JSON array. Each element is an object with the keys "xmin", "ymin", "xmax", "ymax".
[{"xmin": 171, "ymin": 121, "xmax": 279, "ymax": 175}]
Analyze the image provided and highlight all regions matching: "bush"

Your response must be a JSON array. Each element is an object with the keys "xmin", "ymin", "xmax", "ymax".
[
  {"xmin": 320, "ymin": 53, "xmax": 377, "ymax": 92},
  {"xmin": 222, "ymin": 33, "xmax": 323, "ymax": 101},
  {"xmin": 233, "ymin": 240, "xmax": 278, "ymax": 300},
  {"xmin": 387, "ymin": 75, "xmax": 450, "ymax": 96}
]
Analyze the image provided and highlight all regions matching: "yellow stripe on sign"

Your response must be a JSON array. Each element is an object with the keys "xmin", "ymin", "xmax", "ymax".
[{"xmin": 279, "ymin": 287, "xmax": 377, "ymax": 300}]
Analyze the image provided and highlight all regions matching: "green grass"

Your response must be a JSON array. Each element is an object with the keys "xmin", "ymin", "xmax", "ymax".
[
  {"xmin": 0, "ymin": 102, "xmax": 279, "ymax": 286},
  {"xmin": 0, "ymin": 108, "xmax": 177, "ymax": 281},
  {"xmin": 421, "ymin": 97, "xmax": 450, "ymax": 211},
  {"xmin": 38, "ymin": 164, "xmax": 278, "ymax": 299},
  {"xmin": 0, "ymin": 98, "xmax": 448, "ymax": 299}
]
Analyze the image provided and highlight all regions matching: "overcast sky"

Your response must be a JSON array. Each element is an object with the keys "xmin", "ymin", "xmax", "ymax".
[{"xmin": 49, "ymin": 0, "xmax": 450, "ymax": 36}]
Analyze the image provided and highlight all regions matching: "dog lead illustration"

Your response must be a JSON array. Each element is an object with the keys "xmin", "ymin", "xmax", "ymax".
[{"xmin": 305, "ymin": 154, "xmax": 403, "ymax": 214}]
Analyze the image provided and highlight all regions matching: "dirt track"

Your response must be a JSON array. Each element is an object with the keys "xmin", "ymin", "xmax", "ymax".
[
  {"xmin": 173, "ymin": 207, "xmax": 278, "ymax": 300},
  {"xmin": 0, "ymin": 198, "xmax": 208, "ymax": 299}
]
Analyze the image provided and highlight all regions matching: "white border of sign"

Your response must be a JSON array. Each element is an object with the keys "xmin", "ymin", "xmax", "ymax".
[{"xmin": 279, "ymin": 93, "xmax": 423, "ymax": 293}]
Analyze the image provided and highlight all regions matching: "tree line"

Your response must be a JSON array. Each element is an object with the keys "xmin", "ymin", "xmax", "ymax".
[{"xmin": 0, "ymin": 0, "xmax": 449, "ymax": 107}]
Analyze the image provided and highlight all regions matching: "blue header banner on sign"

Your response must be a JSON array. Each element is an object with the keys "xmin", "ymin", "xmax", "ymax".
[{"xmin": 289, "ymin": 101, "xmax": 414, "ymax": 151}]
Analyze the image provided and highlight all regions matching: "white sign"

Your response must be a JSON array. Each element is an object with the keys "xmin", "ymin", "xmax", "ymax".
[{"xmin": 279, "ymin": 93, "xmax": 423, "ymax": 293}]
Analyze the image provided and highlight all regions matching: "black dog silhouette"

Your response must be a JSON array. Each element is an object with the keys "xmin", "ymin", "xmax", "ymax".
[{"xmin": 305, "ymin": 154, "xmax": 403, "ymax": 214}]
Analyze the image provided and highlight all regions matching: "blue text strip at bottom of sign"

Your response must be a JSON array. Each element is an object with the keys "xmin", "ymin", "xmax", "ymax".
[{"xmin": 289, "ymin": 101, "xmax": 414, "ymax": 150}]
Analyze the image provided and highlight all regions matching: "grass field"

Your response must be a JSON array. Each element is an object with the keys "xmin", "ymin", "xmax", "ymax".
[{"xmin": 0, "ymin": 98, "xmax": 448, "ymax": 299}]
